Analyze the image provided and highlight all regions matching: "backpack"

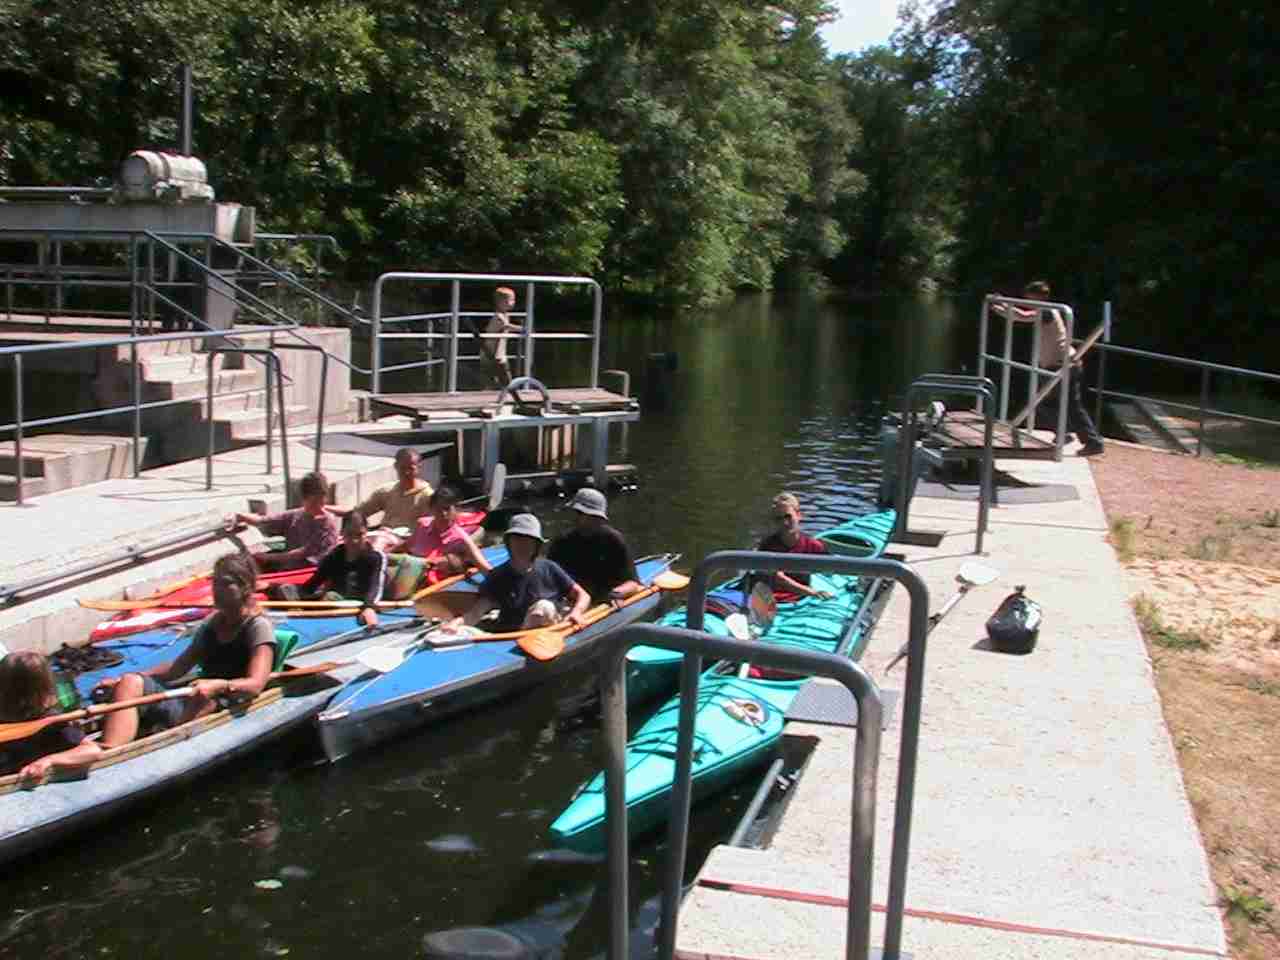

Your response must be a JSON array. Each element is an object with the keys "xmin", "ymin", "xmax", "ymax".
[{"xmin": 986, "ymin": 586, "xmax": 1042, "ymax": 654}]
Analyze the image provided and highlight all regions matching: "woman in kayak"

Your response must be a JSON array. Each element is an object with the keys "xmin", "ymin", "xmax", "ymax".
[
  {"xmin": 95, "ymin": 552, "xmax": 277, "ymax": 747},
  {"xmin": 401, "ymin": 487, "xmax": 492, "ymax": 577},
  {"xmin": 0, "ymin": 651, "xmax": 102, "ymax": 783}
]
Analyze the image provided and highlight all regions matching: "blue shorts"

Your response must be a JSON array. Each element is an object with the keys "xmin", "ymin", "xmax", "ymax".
[{"xmin": 139, "ymin": 675, "xmax": 188, "ymax": 732}]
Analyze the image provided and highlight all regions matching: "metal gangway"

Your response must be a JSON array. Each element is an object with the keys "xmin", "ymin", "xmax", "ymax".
[{"xmin": 594, "ymin": 552, "xmax": 932, "ymax": 960}]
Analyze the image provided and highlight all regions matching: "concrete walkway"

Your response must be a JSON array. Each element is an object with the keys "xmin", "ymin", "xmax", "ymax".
[
  {"xmin": 0, "ymin": 432, "xmax": 406, "ymax": 654},
  {"xmin": 677, "ymin": 447, "xmax": 1226, "ymax": 959}
]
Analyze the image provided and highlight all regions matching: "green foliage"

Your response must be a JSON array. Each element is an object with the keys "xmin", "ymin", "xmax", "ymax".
[
  {"xmin": 1221, "ymin": 885, "xmax": 1273, "ymax": 926},
  {"xmin": 1132, "ymin": 595, "xmax": 1211, "ymax": 651}
]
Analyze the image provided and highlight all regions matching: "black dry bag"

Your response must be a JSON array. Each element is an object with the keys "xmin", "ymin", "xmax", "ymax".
[{"xmin": 985, "ymin": 585, "xmax": 1042, "ymax": 654}]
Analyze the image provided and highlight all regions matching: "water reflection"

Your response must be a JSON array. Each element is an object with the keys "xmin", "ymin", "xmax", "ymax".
[{"xmin": 2, "ymin": 292, "xmax": 958, "ymax": 960}]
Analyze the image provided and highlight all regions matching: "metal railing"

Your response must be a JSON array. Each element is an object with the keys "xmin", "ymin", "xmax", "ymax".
[
  {"xmin": 897, "ymin": 374, "xmax": 995, "ymax": 554},
  {"xmin": 1089, "ymin": 302, "xmax": 1280, "ymax": 456},
  {"xmin": 368, "ymin": 272, "xmax": 603, "ymax": 394},
  {"xmin": 596, "ymin": 553, "xmax": 930, "ymax": 960},
  {"xmin": 205, "ymin": 348, "xmax": 290, "ymax": 499}
]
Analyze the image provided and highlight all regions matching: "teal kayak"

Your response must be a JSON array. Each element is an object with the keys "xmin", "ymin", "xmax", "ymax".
[
  {"xmin": 621, "ymin": 509, "xmax": 896, "ymax": 708},
  {"xmin": 550, "ymin": 565, "xmax": 888, "ymax": 854}
]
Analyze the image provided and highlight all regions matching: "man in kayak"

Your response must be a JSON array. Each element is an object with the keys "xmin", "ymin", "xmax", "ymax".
[
  {"xmin": 547, "ymin": 488, "xmax": 641, "ymax": 604},
  {"xmin": 293, "ymin": 512, "xmax": 388, "ymax": 627},
  {"xmin": 992, "ymin": 280, "xmax": 1104, "ymax": 456},
  {"xmin": 756, "ymin": 492, "xmax": 834, "ymax": 602},
  {"xmin": 232, "ymin": 471, "xmax": 340, "ymax": 571},
  {"xmin": 329, "ymin": 448, "xmax": 434, "ymax": 550},
  {"xmin": 444, "ymin": 513, "xmax": 590, "ymax": 632},
  {"xmin": 94, "ymin": 552, "xmax": 278, "ymax": 746}
]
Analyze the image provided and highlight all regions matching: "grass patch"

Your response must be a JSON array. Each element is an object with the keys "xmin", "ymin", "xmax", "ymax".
[
  {"xmin": 1189, "ymin": 533, "xmax": 1234, "ymax": 561},
  {"xmin": 1262, "ymin": 509, "xmax": 1280, "ymax": 529},
  {"xmin": 1110, "ymin": 516, "xmax": 1137, "ymax": 561},
  {"xmin": 1222, "ymin": 884, "xmax": 1274, "ymax": 926},
  {"xmin": 1245, "ymin": 676, "xmax": 1280, "ymax": 698},
  {"xmin": 1132, "ymin": 594, "xmax": 1212, "ymax": 650}
]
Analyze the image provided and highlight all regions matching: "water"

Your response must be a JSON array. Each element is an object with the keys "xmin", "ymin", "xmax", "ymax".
[{"xmin": 1, "ymin": 292, "xmax": 959, "ymax": 960}]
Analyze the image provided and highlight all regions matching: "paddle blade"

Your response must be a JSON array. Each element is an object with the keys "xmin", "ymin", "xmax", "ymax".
[
  {"xmin": 724, "ymin": 613, "xmax": 750, "ymax": 641},
  {"xmin": 653, "ymin": 570, "xmax": 690, "ymax": 591},
  {"xmin": 488, "ymin": 463, "xmax": 508, "ymax": 511},
  {"xmin": 357, "ymin": 644, "xmax": 411, "ymax": 674},
  {"xmin": 518, "ymin": 629, "xmax": 565, "ymax": 661},
  {"xmin": 958, "ymin": 560, "xmax": 999, "ymax": 587},
  {"xmin": 748, "ymin": 582, "xmax": 777, "ymax": 634}
]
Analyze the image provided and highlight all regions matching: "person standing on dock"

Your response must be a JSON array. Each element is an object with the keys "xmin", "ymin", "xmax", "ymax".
[
  {"xmin": 482, "ymin": 286, "xmax": 522, "ymax": 386},
  {"xmin": 444, "ymin": 514, "xmax": 590, "ymax": 632},
  {"xmin": 756, "ymin": 492, "xmax": 834, "ymax": 602},
  {"xmin": 329, "ymin": 448, "xmax": 434, "ymax": 551},
  {"xmin": 547, "ymin": 488, "xmax": 641, "ymax": 604},
  {"xmin": 94, "ymin": 553, "xmax": 278, "ymax": 747},
  {"xmin": 996, "ymin": 280, "xmax": 1105, "ymax": 456},
  {"xmin": 233, "ymin": 471, "xmax": 340, "ymax": 571}
]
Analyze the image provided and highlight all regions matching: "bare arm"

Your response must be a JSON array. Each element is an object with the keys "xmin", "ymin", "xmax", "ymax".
[
  {"xmin": 564, "ymin": 581, "xmax": 591, "ymax": 624},
  {"xmin": 460, "ymin": 535, "xmax": 492, "ymax": 573},
  {"xmin": 771, "ymin": 572, "xmax": 831, "ymax": 600},
  {"xmin": 193, "ymin": 642, "xmax": 275, "ymax": 701},
  {"xmin": 18, "ymin": 739, "xmax": 103, "ymax": 783}
]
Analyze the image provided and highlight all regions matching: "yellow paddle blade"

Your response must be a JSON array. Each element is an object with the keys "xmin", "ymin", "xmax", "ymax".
[
  {"xmin": 653, "ymin": 571, "xmax": 690, "ymax": 591},
  {"xmin": 517, "ymin": 629, "xmax": 566, "ymax": 661}
]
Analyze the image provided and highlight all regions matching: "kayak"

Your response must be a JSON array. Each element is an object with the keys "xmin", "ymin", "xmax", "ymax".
[
  {"xmin": 0, "ymin": 641, "xmax": 367, "ymax": 866},
  {"xmin": 87, "ymin": 510, "xmax": 488, "ymax": 641},
  {"xmin": 621, "ymin": 509, "xmax": 896, "ymax": 708},
  {"xmin": 315, "ymin": 555, "xmax": 681, "ymax": 763},
  {"xmin": 548, "ymin": 566, "xmax": 891, "ymax": 854}
]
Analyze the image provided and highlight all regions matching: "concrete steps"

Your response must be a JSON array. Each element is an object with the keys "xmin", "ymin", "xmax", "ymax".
[{"xmin": 0, "ymin": 434, "xmax": 147, "ymax": 501}]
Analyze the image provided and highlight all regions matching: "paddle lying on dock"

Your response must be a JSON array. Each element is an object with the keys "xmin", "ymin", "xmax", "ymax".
[
  {"xmin": 884, "ymin": 559, "xmax": 999, "ymax": 673},
  {"xmin": 0, "ymin": 661, "xmax": 353, "ymax": 744},
  {"xmin": 358, "ymin": 570, "xmax": 691, "ymax": 671}
]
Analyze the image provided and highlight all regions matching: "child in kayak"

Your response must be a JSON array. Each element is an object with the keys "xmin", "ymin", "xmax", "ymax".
[
  {"xmin": 0, "ymin": 651, "xmax": 101, "ymax": 783},
  {"xmin": 294, "ymin": 511, "xmax": 388, "ymax": 627},
  {"xmin": 401, "ymin": 487, "xmax": 493, "ymax": 578},
  {"xmin": 94, "ymin": 553, "xmax": 277, "ymax": 747},
  {"xmin": 756, "ymin": 492, "xmax": 834, "ymax": 602},
  {"xmin": 232, "ymin": 471, "xmax": 340, "ymax": 572}
]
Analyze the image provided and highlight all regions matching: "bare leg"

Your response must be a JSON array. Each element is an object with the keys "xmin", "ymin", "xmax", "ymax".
[{"xmin": 99, "ymin": 673, "xmax": 146, "ymax": 747}]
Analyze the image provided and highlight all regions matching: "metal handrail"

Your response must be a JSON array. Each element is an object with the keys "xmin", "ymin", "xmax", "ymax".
[
  {"xmin": 369, "ymin": 272, "xmax": 603, "ymax": 394},
  {"xmin": 897, "ymin": 376, "xmax": 995, "ymax": 554},
  {"xmin": 268, "ymin": 340, "xmax": 329, "ymax": 477},
  {"xmin": 205, "ymin": 348, "xmax": 289, "ymax": 498},
  {"xmin": 601, "ymin": 553, "xmax": 929, "ymax": 960}
]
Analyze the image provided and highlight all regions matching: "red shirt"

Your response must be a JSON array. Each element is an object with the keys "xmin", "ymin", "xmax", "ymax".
[{"xmin": 756, "ymin": 532, "xmax": 828, "ymax": 601}]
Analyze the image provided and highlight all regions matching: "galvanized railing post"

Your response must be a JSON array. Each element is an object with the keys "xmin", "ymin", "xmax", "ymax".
[
  {"xmin": 274, "ymin": 354, "xmax": 291, "ymax": 503},
  {"xmin": 976, "ymin": 295, "xmax": 991, "ymax": 411},
  {"xmin": 1197, "ymin": 366, "xmax": 1210, "ymax": 457},
  {"xmin": 522, "ymin": 281, "xmax": 536, "ymax": 380},
  {"xmin": 599, "ymin": 645, "xmax": 631, "ymax": 960},
  {"xmin": 591, "ymin": 282, "xmax": 602, "ymax": 388},
  {"xmin": 1056, "ymin": 307, "xmax": 1074, "ymax": 460},
  {"xmin": 206, "ymin": 352, "xmax": 216, "ymax": 490},
  {"xmin": 1094, "ymin": 301, "xmax": 1111, "ymax": 426},
  {"xmin": 999, "ymin": 309, "xmax": 1013, "ymax": 421},
  {"xmin": 371, "ymin": 276, "xmax": 382, "ymax": 395},
  {"xmin": 264, "ymin": 351, "xmax": 274, "ymax": 476},
  {"xmin": 13, "ymin": 354, "xmax": 24, "ymax": 505},
  {"xmin": 448, "ymin": 280, "xmax": 460, "ymax": 393}
]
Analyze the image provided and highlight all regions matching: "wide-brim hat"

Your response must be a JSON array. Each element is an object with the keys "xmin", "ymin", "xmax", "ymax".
[
  {"xmin": 503, "ymin": 513, "xmax": 545, "ymax": 542},
  {"xmin": 568, "ymin": 487, "xmax": 608, "ymax": 519}
]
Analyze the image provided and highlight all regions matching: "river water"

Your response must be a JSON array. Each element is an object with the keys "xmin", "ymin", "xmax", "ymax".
[{"xmin": 1, "ymin": 293, "xmax": 962, "ymax": 960}]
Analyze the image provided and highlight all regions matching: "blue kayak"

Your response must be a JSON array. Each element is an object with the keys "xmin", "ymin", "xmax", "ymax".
[
  {"xmin": 549, "ymin": 549, "xmax": 892, "ymax": 854},
  {"xmin": 315, "ymin": 555, "xmax": 680, "ymax": 762},
  {"xmin": 621, "ymin": 509, "xmax": 896, "ymax": 709}
]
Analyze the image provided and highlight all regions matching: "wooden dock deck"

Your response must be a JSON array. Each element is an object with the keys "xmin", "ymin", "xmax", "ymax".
[
  {"xmin": 932, "ymin": 409, "xmax": 1058, "ymax": 460},
  {"xmin": 371, "ymin": 387, "xmax": 636, "ymax": 423}
]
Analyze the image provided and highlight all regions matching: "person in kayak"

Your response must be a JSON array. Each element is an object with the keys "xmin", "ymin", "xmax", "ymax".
[
  {"xmin": 444, "ymin": 513, "xmax": 589, "ymax": 632},
  {"xmin": 0, "ymin": 651, "xmax": 102, "ymax": 783},
  {"xmin": 232, "ymin": 471, "xmax": 339, "ymax": 572},
  {"xmin": 756, "ymin": 492, "xmax": 834, "ymax": 602},
  {"xmin": 94, "ymin": 552, "xmax": 278, "ymax": 747},
  {"xmin": 401, "ymin": 487, "xmax": 493, "ymax": 577},
  {"xmin": 329, "ymin": 448, "xmax": 434, "ymax": 550},
  {"xmin": 292, "ymin": 512, "xmax": 388, "ymax": 627},
  {"xmin": 547, "ymin": 488, "xmax": 641, "ymax": 604}
]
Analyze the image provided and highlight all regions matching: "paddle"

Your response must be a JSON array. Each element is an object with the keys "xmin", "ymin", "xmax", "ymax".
[
  {"xmin": 884, "ymin": 559, "xmax": 999, "ymax": 673},
  {"xmin": 361, "ymin": 570, "xmax": 691, "ymax": 671},
  {"xmin": 0, "ymin": 661, "xmax": 353, "ymax": 744}
]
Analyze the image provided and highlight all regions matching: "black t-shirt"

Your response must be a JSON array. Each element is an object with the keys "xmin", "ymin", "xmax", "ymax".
[
  {"xmin": 478, "ymin": 558, "xmax": 576, "ymax": 631},
  {"xmin": 189, "ymin": 613, "xmax": 277, "ymax": 680},
  {"xmin": 548, "ymin": 526, "xmax": 638, "ymax": 603},
  {"xmin": 0, "ymin": 709, "xmax": 86, "ymax": 776},
  {"xmin": 305, "ymin": 544, "xmax": 387, "ymax": 607}
]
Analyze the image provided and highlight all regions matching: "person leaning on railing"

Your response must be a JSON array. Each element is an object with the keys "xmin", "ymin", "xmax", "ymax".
[{"xmin": 993, "ymin": 280, "xmax": 1105, "ymax": 456}]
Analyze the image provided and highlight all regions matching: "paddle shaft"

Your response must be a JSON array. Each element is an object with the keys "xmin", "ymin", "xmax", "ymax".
[
  {"xmin": 884, "ymin": 580, "xmax": 978, "ymax": 673},
  {"xmin": 0, "ymin": 661, "xmax": 352, "ymax": 744}
]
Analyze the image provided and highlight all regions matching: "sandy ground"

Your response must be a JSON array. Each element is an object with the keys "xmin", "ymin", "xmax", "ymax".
[{"xmin": 1090, "ymin": 442, "xmax": 1280, "ymax": 959}]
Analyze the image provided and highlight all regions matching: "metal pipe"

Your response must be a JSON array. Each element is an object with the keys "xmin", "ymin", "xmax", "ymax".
[
  {"xmin": 976, "ymin": 296, "xmax": 990, "ymax": 409},
  {"xmin": 728, "ymin": 757, "xmax": 786, "ymax": 848},
  {"xmin": 522, "ymin": 281, "xmax": 536, "ymax": 380},
  {"xmin": 599, "ymin": 646, "xmax": 630, "ymax": 960},
  {"xmin": 13, "ymin": 355, "xmax": 23, "ymax": 506},
  {"xmin": 0, "ymin": 186, "xmax": 113, "ymax": 199},
  {"xmin": 131, "ymin": 338, "xmax": 142, "ymax": 478},
  {"xmin": 264, "ymin": 350, "xmax": 274, "ymax": 476},
  {"xmin": 272, "ymin": 343, "xmax": 327, "ymax": 475},
  {"xmin": 1094, "ymin": 301, "xmax": 1111, "ymax": 427},
  {"xmin": 1000, "ymin": 311, "xmax": 1013, "ymax": 421},
  {"xmin": 206, "ymin": 352, "xmax": 216, "ymax": 490},
  {"xmin": 274, "ymin": 354, "xmax": 292, "ymax": 504},
  {"xmin": 180, "ymin": 63, "xmax": 193, "ymax": 156},
  {"xmin": 0, "ymin": 520, "xmax": 238, "ymax": 604},
  {"xmin": 1056, "ymin": 306, "xmax": 1074, "ymax": 461}
]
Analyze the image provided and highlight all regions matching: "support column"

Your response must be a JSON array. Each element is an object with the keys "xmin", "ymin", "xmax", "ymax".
[
  {"xmin": 483, "ymin": 421, "xmax": 501, "ymax": 490},
  {"xmin": 591, "ymin": 418, "xmax": 608, "ymax": 489}
]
